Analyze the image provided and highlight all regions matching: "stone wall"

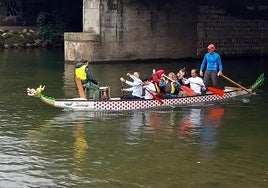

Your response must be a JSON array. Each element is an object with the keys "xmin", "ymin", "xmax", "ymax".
[
  {"xmin": 65, "ymin": 0, "xmax": 198, "ymax": 62},
  {"xmin": 64, "ymin": 32, "xmax": 101, "ymax": 61},
  {"xmin": 99, "ymin": 0, "xmax": 197, "ymax": 60},
  {"xmin": 64, "ymin": 0, "xmax": 268, "ymax": 62},
  {"xmin": 196, "ymin": 5, "xmax": 268, "ymax": 57}
]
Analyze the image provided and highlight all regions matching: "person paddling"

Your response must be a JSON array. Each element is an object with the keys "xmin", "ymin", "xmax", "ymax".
[
  {"xmin": 188, "ymin": 68, "xmax": 206, "ymax": 95},
  {"xmin": 151, "ymin": 69, "xmax": 166, "ymax": 97},
  {"xmin": 120, "ymin": 72, "xmax": 143, "ymax": 99},
  {"xmin": 159, "ymin": 72, "xmax": 181, "ymax": 98},
  {"xmin": 142, "ymin": 77, "xmax": 156, "ymax": 100},
  {"xmin": 177, "ymin": 67, "xmax": 190, "ymax": 87}
]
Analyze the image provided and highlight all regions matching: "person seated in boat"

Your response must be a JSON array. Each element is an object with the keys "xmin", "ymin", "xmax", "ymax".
[
  {"xmin": 188, "ymin": 68, "xmax": 206, "ymax": 95},
  {"xmin": 120, "ymin": 72, "xmax": 143, "ymax": 99},
  {"xmin": 151, "ymin": 69, "xmax": 166, "ymax": 97},
  {"xmin": 75, "ymin": 60, "xmax": 99, "ymax": 100},
  {"xmin": 176, "ymin": 67, "xmax": 191, "ymax": 97},
  {"xmin": 159, "ymin": 72, "xmax": 181, "ymax": 98},
  {"xmin": 142, "ymin": 77, "xmax": 156, "ymax": 100},
  {"xmin": 177, "ymin": 67, "xmax": 190, "ymax": 87}
]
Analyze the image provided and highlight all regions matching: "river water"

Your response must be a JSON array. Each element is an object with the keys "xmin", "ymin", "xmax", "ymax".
[{"xmin": 0, "ymin": 48, "xmax": 268, "ymax": 187}]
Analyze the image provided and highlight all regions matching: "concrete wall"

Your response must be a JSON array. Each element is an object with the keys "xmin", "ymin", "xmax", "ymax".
[
  {"xmin": 65, "ymin": 0, "xmax": 197, "ymax": 62},
  {"xmin": 64, "ymin": 0, "xmax": 268, "ymax": 62},
  {"xmin": 64, "ymin": 0, "xmax": 101, "ymax": 61},
  {"xmin": 99, "ymin": 0, "xmax": 197, "ymax": 60},
  {"xmin": 83, "ymin": 0, "xmax": 100, "ymax": 34},
  {"xmin": 64, "ymin": 32, "xmax": 101, "ymax": 61}
]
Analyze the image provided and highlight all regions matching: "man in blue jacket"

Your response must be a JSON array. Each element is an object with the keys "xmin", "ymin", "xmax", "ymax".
[{"xmin": 199, "ymin": 44, "xmax": 223, "ymax": 88}]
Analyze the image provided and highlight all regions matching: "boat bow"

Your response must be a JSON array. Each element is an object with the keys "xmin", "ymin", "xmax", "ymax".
[{"xmin": 27, "ymin": 85, "xmax": 55, "ymax": 106}]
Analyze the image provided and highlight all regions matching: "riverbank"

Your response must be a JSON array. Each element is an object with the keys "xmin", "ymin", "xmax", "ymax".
[{"xmin": 0, "ymin": 26, "xmax": 62, "ymax": 49}]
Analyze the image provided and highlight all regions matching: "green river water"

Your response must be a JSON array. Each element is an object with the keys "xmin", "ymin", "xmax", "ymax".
[{"xmin": 0, "ymin": 48, "xmax": 267, "ymax": 187}]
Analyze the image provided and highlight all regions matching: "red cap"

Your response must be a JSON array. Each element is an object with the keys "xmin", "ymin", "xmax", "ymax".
[{"xmin": 207, "ymin": 44, "xmax": 215, "ymax": 50}]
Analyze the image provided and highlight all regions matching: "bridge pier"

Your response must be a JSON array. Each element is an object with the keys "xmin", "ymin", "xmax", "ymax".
[
  {"xmin": 64, "ymin": 0, "xmax": 197, "ymax": 62},
  {"xmin": 64, "ymin": 0, "xmax": 101, "ymax": 62}
]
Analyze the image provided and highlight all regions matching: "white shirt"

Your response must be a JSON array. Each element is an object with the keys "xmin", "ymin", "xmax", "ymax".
[
  {"xmin": 124, "ymin": 75, "xmax": 143, "ymax": 98},
  {"xmin": 188, "ymin": 76, "xmax": 205, "ymax": 94},
  {"xmin": 143, "ymin": 82, "xmax": 156, "ymax": 99}
]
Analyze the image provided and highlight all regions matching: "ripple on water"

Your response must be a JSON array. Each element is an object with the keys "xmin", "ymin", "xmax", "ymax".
[{"xmin": 0, "ymin": 136, "xmax": 57, "ymax": 186}]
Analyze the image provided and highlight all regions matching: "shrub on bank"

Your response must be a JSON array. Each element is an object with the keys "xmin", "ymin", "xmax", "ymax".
[
  {"xmin": 0, "ymin": 11, "xmax": 66, "ymax": 49},
  {"xmin": 36, "ymin": 11, "xmax": 66, "ymax": 47}
]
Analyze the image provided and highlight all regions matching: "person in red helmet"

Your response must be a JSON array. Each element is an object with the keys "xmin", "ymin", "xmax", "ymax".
[
  {"xmin": 199, "ymin": 44, "xmax": 223, "ymax": 88},
  {"xmin": 151, "ymin": 69, "xmax": 166, "ymax": 97}
]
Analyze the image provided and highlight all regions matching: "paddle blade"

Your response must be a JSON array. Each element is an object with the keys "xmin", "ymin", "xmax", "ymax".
[
  {"xmin": 146, "ymin": 89, "xmax": 164, "ymax": 105},
  {"xmin": 207, "ymin": 87, "xmax": 224, "ymax": 97},
  {"xmin": 181, "ymin": 85, "xmax": 195, "ymax": 96},
  {"xmin": 152, "ymin": 93, "xmax": 164, "ymax": 105},
  {"xmin": 250, "ymin": 73, "xmax": 265, "ymax": 91}
]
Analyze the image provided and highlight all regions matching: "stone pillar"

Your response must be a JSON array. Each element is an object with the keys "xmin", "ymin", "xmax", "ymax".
[
  {"xmin": 64, "ymin": 32, "xmax": 100, "ymax": 62},
  {"xmin": 83, "ymin": 0, "xmax": 100, "ymax": 34},
  {"xmin": 64, "ymin": 0, "xmax": 101, "ymax": 62}
]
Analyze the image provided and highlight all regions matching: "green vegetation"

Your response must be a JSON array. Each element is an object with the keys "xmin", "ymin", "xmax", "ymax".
[
  {"xmin": 0, "ymin": 11, "xmax": 67, "ymax": 49},
  {"xmin": 36, "ymin": 11, "xmax": 67, "ymax": 46}
]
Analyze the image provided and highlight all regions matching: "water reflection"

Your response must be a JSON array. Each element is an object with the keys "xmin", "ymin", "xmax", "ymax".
[
  {"xmin": 73, "ymin": 118, "xmax": 89, "ymax": 169},
  {"xmin": 178, "ymin": 107, "xmax": 224, "ymax": 134},
  {"xmin": 200, "ymin": 107, "xmax": 224, "ymax": 160},
  {"xmin": 178, "ymin": 108, "xmax": 202, "ymax": 138},
  {"xmin": 123, "ymin": 106, "xmax": 225, "ymax": 147},
  {"xmin": 43, "ymin": 108, "xmax": 226, "ymax": 162}
]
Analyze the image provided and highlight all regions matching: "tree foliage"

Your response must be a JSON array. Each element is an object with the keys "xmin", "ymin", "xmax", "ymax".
[{"xmin": 36, "ymin": 11, "xmax": 67, "ymax": 46}]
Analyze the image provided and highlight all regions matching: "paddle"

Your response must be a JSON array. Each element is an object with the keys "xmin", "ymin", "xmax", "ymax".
[
  {"xmin": 220, "ymin": 74, "xmax": 254, "ymax": 95},
  {"xmin": 144, "ymin": 88, "xmax": 164, "ymax": 104},
  {"xmin": 163, "ymin": 74, "xmax": 195, "ymax": 96},
  {"xmin": 121, "ymin": 81, "xmax": 125, "ymax": 95},
  {"xmin": 250, "ymin": 73, "xmax": 265, "ymax": 91},
  {"xmin": 207, "ymin": 87, "xmax": 224, "ymax": 97},
  {"xmin": 123, "ymin": 74, "xmax": 164, "ymax": 105},
  {"xmin": 188, "ymin": 80, "xmax": 224, "ymax": 97}
]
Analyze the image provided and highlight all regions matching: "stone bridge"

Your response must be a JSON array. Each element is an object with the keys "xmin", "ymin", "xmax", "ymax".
[
  {"xmin": 0, "ymin": 0, "xmax": 267, "ymax": 62},
  {"xmin": 64, "ymin": 0, "xmax": 268, "ymax": 62}
]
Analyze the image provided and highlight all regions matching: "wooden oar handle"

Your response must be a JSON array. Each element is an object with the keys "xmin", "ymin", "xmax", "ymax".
[
  {"xmin": 124, "ymin": 74, "xmax": 164, "ymax": 104},
  {"xmin": 128, "ymin": 74, "xmax": 144, "ymax": 85},
  {"xmin": 163, "ymin": 74, "xmax": 175, "ymax": 82},
  {"xmin": 220, "ymin": 74, "xmax": 254, "ymax": 95},
  {"xmin": 121, "ymin": 81, "xmax": 125, "ymax": 95}
]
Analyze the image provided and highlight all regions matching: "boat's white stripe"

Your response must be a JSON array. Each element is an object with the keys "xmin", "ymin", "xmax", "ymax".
[{"xmin": 52, "ymin": 90, "xmax": 248, "ymax": 111}]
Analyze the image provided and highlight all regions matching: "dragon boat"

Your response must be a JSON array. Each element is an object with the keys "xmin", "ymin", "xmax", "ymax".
[{"xmin": 26, "ymin": 74, "xmax": 264, "ymax": 111}]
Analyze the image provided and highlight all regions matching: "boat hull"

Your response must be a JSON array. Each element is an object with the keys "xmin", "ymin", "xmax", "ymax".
[{"xmin": 53, "ymin": 90, "xmax": 250, "ymax": 111}]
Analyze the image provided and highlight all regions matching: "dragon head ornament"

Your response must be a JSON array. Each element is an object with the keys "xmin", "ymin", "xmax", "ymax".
[{"xmin": 27, "ymin": 85, "xmax": 45, "ymax": 97}]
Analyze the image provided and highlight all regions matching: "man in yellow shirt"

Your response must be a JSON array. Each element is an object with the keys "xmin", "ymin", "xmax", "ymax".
[{"xmin": 75, "ymin": 60, "xmax": 99, "ymax": 100}]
